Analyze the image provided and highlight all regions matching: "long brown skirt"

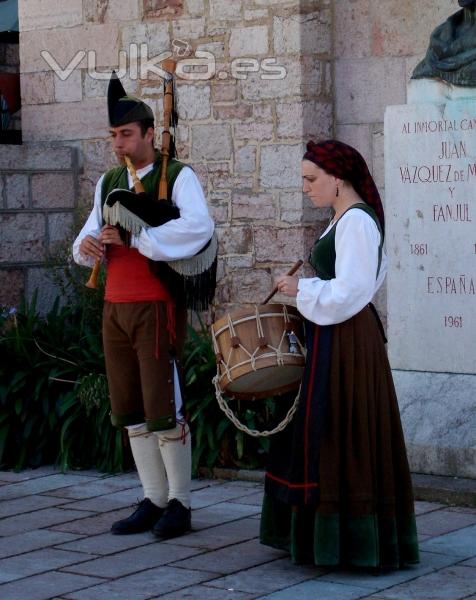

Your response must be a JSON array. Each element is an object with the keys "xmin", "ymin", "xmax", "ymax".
[{"xmin": 260, "ymin": 305, "xmax": 419, "ymax": 568}]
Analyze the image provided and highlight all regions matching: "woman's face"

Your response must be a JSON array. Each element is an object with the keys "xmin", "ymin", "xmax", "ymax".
[{"xmin": 301, "ymin": 159, "xmax": 337, "ymax": 208}]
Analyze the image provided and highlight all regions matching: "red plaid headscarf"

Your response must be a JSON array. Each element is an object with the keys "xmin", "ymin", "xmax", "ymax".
[{"xmin": 303, "ymin": 139, "xmax": 384, "ymax": 234}]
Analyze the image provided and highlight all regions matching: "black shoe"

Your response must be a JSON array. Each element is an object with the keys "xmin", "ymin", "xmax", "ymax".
[
  {"xmin": 111, "ymin": 498, "xmax": 164, "ymax": 535},
  {"xmin": 153, "ymin": 498, "xmax": 191, "ymax": 539}
]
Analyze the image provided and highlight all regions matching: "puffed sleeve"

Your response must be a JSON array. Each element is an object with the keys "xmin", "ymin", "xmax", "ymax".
[
  {"xmin": 72, "ymin": 174, "xmax": 104, "ymax": 267},
  {"xmin": 296, "ymin": 209, "xmax": 383, "ymax": 325},
  {"xmin": 133, "ymin": 166, "xmax": 214, "ymax": 261}
]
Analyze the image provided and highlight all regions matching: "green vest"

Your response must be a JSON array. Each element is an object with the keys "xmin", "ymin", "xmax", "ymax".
[
  {"xmin": 309, "ymin": 204, "xmax": 383, "ymax": 280},
  {"xmin": 100, "ymin": 153, "xmax": 185, "ymax": 209}
]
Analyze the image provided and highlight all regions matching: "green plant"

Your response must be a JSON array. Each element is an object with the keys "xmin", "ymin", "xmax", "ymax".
[{"xmin": 184, "ymin": 320, "xmax": 279, "ymax": 475}]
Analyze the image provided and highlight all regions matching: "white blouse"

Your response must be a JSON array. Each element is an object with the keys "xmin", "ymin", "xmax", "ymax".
[
  {"xmin": 72, "ymin": 163, "xmax": 214, "ymax": 267},
  {"xmin": 297, "ymin": 208, "xmax": 387, "ymax": 326}
]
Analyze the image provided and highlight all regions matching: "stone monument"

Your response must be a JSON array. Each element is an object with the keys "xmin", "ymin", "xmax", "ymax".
[{"xmin": 384, "ymin": 2, "xmax": 476, "ymax": 479}]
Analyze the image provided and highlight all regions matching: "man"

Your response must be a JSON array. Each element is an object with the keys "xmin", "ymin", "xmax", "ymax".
[{"xmin": 73, "ymin": 73, "xmax": 214, "ymax": 538}]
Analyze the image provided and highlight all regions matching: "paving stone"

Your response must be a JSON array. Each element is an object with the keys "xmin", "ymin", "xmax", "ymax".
[
  {"xmin": 420, "ymin": 525, "xmax": 476, "ymax": 559},
  {"xmin": 417, "ymin": 509, "xmax": 476, "ymax": 537},
  {"xmin": 0, "ymin": 571, "xmax": 104, "ymax": 600},
  {"xmin": 367, "ymin": 565, "xmax": 476, "ymax": 599},
  {"xmin": 63, "ymin": 565, "xmax": 217, "ymax": 599},
  {"xmin": 191, "ymin": 485, "xmax": 267, "ymax": 509},
  {"xmin": 164, "ymin": 516, "xmax": 259, "ymax": 550},
  {"xmin": 61, "ymin": 488, "xmax": 144, "ymax": 513},
  {"xmin": 61, "ymin": 541, "xmax": 204, "ymax": 578},
  {"xmin": 414, "ymin": 501, "xmax": 446, "ymax": 515},
  {"xmin": 261, "ymin": 579, "xmax": 371, "ymax": 600},
  {"xmin": 318, "ymin": 551, "xmax": 462, "ymax": 592},
  {"xmin": 0, "ymin": 494, "xmax": 70, "ymax": 518},
  {"xmin": 155, "ymin": 585, "xmax": 258, "ymax": 599},
  {"xmin": 461, "ymin": 557, "xmax": 476, "ymax": 567},
  {"xmin": 0, "ymin": 548, "xmax": 98, "ymax": 584},
  {"xmin": 0, "ymin": 507, "xmax": 96, "ymax": 536},
  {"xmin": 0, "ymin": 474, "xmax": 99, "ymax": 500},
  {"xmin": 50, "ymin": 508, "xmax": 132, "ymax": 536},
  {"xmin": 57, "ymin": 531, "xmax": 157, "ymax": 556},
  {"xmin": 229, "ymin": 491, "xmax": 264, "ymax": 507},
  {"xmin": 190, "ymin": 501, "xmax": 262, "ymax": 530},
  {"xmin": 170, "ymin": 538, "xmax": 286, "ymax": 575},
  {"xmin": 207, "ymin": 557, "xmax": 323, "ymax": 595},
  {"xmin": 0, "ymin": 530, "xmax": 84, "ymax": 560}
]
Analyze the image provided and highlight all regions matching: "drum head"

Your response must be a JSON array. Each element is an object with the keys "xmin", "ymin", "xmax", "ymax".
[{"xmin": 225, "ymin": 365, "xmax": 303, "ymax": 396}]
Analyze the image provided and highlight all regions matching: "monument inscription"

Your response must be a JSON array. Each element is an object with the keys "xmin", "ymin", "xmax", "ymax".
[{"xmin": 385, "ymin": 100, "xmax": 475, "ymax": 374}]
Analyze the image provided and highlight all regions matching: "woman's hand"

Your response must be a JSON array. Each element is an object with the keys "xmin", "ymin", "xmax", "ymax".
[
  {"xmin": 98, "ymin": 225, "xmax": 124, "ymax": 246},
  {"xmin": 276, "ymin": 275, "xmax": 299, "ymax": 297}
]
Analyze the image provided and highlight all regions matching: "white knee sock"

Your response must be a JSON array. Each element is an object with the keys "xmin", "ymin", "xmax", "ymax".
[
  {"xmin": 155, "ymin": 422, "xmax": 192, "ymax": 509},
  {"xmin": 127, "ymin": 424, "xmax": 168, "ymax": 508}
]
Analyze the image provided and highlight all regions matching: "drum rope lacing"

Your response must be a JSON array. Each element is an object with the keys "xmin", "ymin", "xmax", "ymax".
[
  {"xmin": 210, "ymin": 306, "xmax": 306, "ymax": 384},
  {"xmin": 212, "ymin": 375, "xmax": 301, "ymax": 437}
]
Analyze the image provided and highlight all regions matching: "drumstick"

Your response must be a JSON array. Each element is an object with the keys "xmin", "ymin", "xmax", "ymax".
[{"xmin": 261, "ymin": 259, "xmax": 303, "ymax": 305}]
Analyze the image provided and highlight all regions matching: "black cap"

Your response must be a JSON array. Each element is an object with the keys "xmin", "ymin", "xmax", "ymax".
[{"xmin": 107, "ymin": 71, "xmax": 154, "ymax": 127}]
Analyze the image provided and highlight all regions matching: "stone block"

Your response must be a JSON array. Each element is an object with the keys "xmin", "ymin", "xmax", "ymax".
[
  {"xmin": 191, "ymin": 124, "xmax": 232, "ymax": 160},
  {"xmin": 48, "ymin": 212, "xmax": 75, "ymax": 251},
  {"xmin": 212, "ymin": 83, "xmax": 237, "ymax": 102},
  {"xmin": 335, "ymin": 124, "xmax": 372, "ymax": 168},
  {"xmin": 20, "ymin": 24, "xmax": 120, "ymax": 73},
  {"xmin": 21, "ymin": 72, "xmax": 55, "ymax": 105},
  {"xmin": 234, "ymin": 121, "xmax": 273, "ymax": 142},
  {"xmin": 197, "ymin": 40, "xmax": 226, "ymax": 58},
  {"xmin": 253, "ymin": 103, "xmax": 273, "ymax": 121},
  {"xmin": 172, "ymin": 18, "xmax": 206, "ymax": 40},
  {"xmin": 144, "ymin": 0, "xmax": 184, "ymax": 18},
  {"xmin": 371, "ymin": 1, "xmax": 452, "ymax": 58},
  {"xmin": 214, "ymin": 104, "xmax": 253, "ymax": 120},
  {"xmin": 208, "ymin": 0, "xmax": 241, "ymax": 20},
  {"xmin": 394, "ymin": 371, "xmax": 476, "ymax": 478},
  {"xmin": 335, "ymin": 58, "xmax": 406, "ymax": 124},
  {"xmin": 229, "ymin": 25, "xmax": 269, "ymax": 58},
  {"xmin": 0, "ymin": 572, "xmax": 103, "ymax": 599},
  {"xmin": 234, "ymin": 144, "xmax": 257, "ymax": 173},
  {"xmin": 22, "ymin": 100, "xmax": 108, "ymax": 141},
  {"xmin": 334, "ymin": 0, "xmax": 373, "ymax": 59},
  {"xmin": 416, "ymin": 508, "xmax": 476, "ymax": 537},
  {"xmin": 84, "ymin": 0, "xmax": 140, "ymax": 22},
  {"xmin": 254, "ymin": 226, "xmax": 304, "ymax": 263},
  {"xmin": 231, "ymin": 193, "xmax": 275, "ymax": 220},
  {"xmin": 245, "ymin": 9, "xmax": 268, "ymax": 20},
  {"xmin": 274, "ymin": 11, "xmax": 331, "ymax": 56},
  {"xmin": 0, "ymin": 144, "xmax": 75, "ymax": 170},
  {"xmin": 31, "ymin": 173, "xmax": 75, "ymax": 209},
  {"xmin": 18, "ymin": 0, "xmax": 83, "ymax": 31},
  {"xmin": 0, "ymin": 269, "xmax": 24, "ymax": 308},
  {"xmin": 0, "ymin": 530, "xmax": 81, "ymax": 561},
  {"xmin": 5, "ymin": 174, "xmax": 30, "ymax": 209},
  {"xmin": 260, "ymin": 143, "xmax": 303, "ymax": 189},
  {"xmin": 0, "ymin": 213, "xmax": 45, "ymax": 263},
  {"xmin": 279, "ymin": 191, "xmax": 311, "ymax": 224},
  {"xmin": 371, "ymin": 126, "xmax": 385, "ymax": 189},
  {"xmin": 185, "ymin": 0, "xmax": 205, "ymax": 17},
  {"xmin": 277, "ymin": 100, "xmax": 333, "ymax": 140},
  {"xmin": 177, "ymin": 84, "xmax": 211, "ymax": 120},
  {"xmin": 218, "ymin": 225, "xmax": 252, "ymax": 255},
  {"xmin": 121, "ymin": 22, "xmax": 170, "ymax": 56},
  {"xmin": 241, "ymin": 56, "xmax": 321, "ymax": 101},
  {"xmin": 81, "ymin": 139, "xmax": 117, "ymax": 174},
  {"xmin": 0, "ymin": 505, "xmax": 95, "ymax": 536},
  {"xmin": 420, "ymin": 525, "xmax": 476, "ymax": 559},
  {"xmin": 55, "ymin": 69, "xmax": 83, "ymax": 102}
]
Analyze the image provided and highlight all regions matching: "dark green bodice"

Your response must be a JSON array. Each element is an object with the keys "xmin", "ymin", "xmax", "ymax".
[{"xmin": 309, "ymin": 203, "xmax": 383, "ymax": 280}]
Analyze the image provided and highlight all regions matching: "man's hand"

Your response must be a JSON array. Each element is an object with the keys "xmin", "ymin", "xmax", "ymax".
[
  {"xmin": 98, "ymin": 225, "xmax": 124, "ymax": 247},
  {"xmin": 79, "ymin": 235, "xmax": 104, "ymax": 261}
]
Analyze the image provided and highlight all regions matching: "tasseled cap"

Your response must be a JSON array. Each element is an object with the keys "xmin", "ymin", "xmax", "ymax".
[{"xmin": 107, "ymin": 71, "xmax": 154, "ymax": 127}]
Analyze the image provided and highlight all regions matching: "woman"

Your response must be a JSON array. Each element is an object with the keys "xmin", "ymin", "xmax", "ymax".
[{"xmin": 260, "ymin": 140, "xmax": 419, "ymax": 570}]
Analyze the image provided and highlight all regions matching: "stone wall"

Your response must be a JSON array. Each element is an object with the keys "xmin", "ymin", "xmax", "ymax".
[
  {"xmin": 13, "ymin": 0, "xmax": 334, "ymax": 317},
  {"xmin": 333, "ymin": 0, "xmax": 452, "ymax": 325}
]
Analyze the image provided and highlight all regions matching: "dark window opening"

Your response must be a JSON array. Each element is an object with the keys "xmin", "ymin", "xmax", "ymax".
[{"xmin": 1, "ymin": 0, "xmax": 21, "ymax": 144}]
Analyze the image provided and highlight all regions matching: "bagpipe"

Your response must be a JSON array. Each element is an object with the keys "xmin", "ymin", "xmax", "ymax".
[{"xmin": 86, "ymin": 59, "xmax": 217, "ymax": 311}]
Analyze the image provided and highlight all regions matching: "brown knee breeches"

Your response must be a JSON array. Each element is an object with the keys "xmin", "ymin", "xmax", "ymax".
[{"xmin": 102, "ymin": 301, "xmax": 187, "ymax": 431}]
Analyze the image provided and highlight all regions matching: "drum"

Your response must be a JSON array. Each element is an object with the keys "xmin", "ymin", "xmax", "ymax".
[{"xmin": 211, "ymin": 304, "xmax": 305, "ymax": 400}]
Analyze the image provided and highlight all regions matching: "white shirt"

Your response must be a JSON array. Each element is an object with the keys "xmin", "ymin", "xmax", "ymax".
[
  {"xmin": 297, "ymin": 208, "xmax": 387, "ymax": 326},
  {"xmin": 72, "ymin": 163, "xmax": 214, "ymax": 267}
]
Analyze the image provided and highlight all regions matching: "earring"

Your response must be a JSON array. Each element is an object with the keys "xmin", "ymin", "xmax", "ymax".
[{"xmin": 335, "ymin": 185, "xmax": 339, "ymax": 197}]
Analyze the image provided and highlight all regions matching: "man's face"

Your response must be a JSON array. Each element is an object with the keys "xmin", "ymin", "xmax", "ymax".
[
  {"xmin": 109, "ymin": 122, "xmax": 153, "ymax": 162},
  {"xmin": 458, "ymin": 0, "xmax": 476, "ymax": 9}
]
